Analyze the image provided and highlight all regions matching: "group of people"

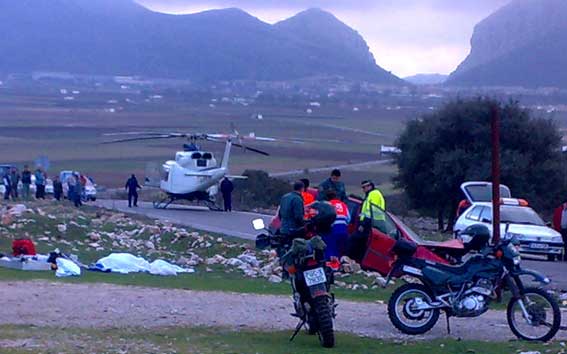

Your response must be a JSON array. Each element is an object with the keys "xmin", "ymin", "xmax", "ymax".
[
  {"xmin": 2, "ymin": 165, "xmax": 48, "ymax": 201},
  {"xmin": 2, "ymin": 166, "xmax": 88, "ymax": 208},
  {"xmin": 279, "ymin": 169, "xmax": 385, "ymax": 262}
]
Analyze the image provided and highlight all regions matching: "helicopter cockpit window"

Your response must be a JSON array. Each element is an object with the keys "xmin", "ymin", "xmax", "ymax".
[
  {"xmin": 202, "ymin": 153, "xmax": 212, "ymax": 160},
  {"xmin": 191, "ymin": 153, "xmax": 202, "ymax": 159}
]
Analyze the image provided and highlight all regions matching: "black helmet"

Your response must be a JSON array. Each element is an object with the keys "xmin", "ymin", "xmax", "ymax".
[{"xmin": 461, "ymin": 224, "xmax": 490, "ymax": 251}]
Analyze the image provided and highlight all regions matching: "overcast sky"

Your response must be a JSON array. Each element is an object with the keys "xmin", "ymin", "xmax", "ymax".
[{"xmin": 136, "ymin": 0, "xmax": 511, "ymax": 77}]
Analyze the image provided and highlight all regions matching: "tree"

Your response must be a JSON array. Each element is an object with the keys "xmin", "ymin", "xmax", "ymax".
[
  {"xmin": 395, "ymin": 98, "xmax": 564, "ymax": 231},
  {"xmin": 233, "ymin": 170, "xmax": 291, "ymax": 209}
]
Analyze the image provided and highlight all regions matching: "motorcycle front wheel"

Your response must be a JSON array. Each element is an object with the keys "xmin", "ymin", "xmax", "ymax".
[
  {"xmin": 312, "ymin": 296, "xmax": 335, "ymax": 348},
  {"xmin": 388, "ymin": 283, "xmax": 440, "ymax": 335},
  {"xmin": 507, "ymin": 287, "xmax": 561, "ymax": 342}
]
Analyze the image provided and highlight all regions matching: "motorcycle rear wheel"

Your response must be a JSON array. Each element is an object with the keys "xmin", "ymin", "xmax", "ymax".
[
  {"xmin": 507, "ymin": 287, "xmax": 561, "ymax": 342},
  {"xmin": 313, "ymin": 296, "xmax": 335, "ymax": 348},
  {"xmin": 388, "ymin": 283, "xmax": 440, "ymax": 335}
]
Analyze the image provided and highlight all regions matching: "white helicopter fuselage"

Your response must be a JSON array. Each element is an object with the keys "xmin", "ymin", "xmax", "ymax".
[{"xmin": 159, "ymin": 149, "xmax": 229, "ymax": 196}]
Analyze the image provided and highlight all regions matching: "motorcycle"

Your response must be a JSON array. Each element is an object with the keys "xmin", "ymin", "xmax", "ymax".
[
  {"xmin": 385, "ymin": 224, "xmax": 561, "ymax": 342},
  {"xmin": 253, "ymin": 218, "xmax": 339, "ymax": 348}
]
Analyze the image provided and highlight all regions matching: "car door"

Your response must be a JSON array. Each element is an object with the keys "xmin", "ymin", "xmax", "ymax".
[
  {"xmin": 361, "ymin": 203, "xmax": 399, "ymax": 276},
  {"xmin": 460, "ymin": 182, "xmax": 511, "ymax": 203}
]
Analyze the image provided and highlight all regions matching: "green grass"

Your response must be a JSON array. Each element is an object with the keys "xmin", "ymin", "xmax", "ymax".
[{"xmin": 0, "ymin": 325, "xmax": 560, "ymax": 354}]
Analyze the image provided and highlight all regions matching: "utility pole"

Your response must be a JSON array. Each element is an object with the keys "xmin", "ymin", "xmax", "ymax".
[{"xmin": 491, "ymin": 104, "xmax": 501, "ymax": 245}]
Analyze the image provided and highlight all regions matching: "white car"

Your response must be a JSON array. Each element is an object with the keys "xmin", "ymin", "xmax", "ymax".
[
  {"xmin": 454, "ymin": 182, "xmax": 564, "ymax": 261},
  {"xmin": 60, "ymin": 170, "xmax": 97, "ymax": 201}
]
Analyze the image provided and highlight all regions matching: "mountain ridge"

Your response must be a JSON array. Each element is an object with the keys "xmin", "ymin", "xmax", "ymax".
[{"xmin": 0, "ymin": 1, "xmax": 402, "ymax": 84}]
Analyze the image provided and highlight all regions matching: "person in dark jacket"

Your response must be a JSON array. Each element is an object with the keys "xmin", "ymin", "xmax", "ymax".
[
  {"xmin": 53, "ymin": 176, "xmax": 63, "ymax": 201},
  {"xmin": 2, "ymin": 172, "xmax": 11, "ymax": 201},
  {"xmin": 73, "ymin": 173, "xmax": 83, "ymax": 207},
  {"xmin": 9, "ymin": 167, "xmax": 20, "ymax": 200},
  {"xmin": 317, "ymin": 169, "xmax": 347, "ymax": 201},
  {"xmin": 278, "ymin": 181, "xmax": 305, "ymax": 237},
  {"xmin": 21, "ymin": 165, "xmax": 32, "ymax": 200},
  {"xmin": 220, "ymin": 177, "xmax": 234, "ymax": 212},
  {"xmin": 125, "ymin": 174, "xmax": 142, "ymax": 207},
  {"xmin": 34, "ymin": 168, "xmax": 46, "ymax": 199}
]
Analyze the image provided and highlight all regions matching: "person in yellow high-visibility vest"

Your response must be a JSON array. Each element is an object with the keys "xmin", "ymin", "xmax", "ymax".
[
  {"xmin": 359, "ymin": 180, "xmax": 386, "ymax": 231},
  {"xmin": 347, "ymin": 180, "xmax": 386, "ymax": 262}
]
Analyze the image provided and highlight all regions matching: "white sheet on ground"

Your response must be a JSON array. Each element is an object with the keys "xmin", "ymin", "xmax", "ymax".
[
  {"xmin": 56, "ymin": 258, "xmax": 81, "ymax": 277},
  {"xmin": 95, "ymin": 253, "xmax": 194, "ymax": 276}
]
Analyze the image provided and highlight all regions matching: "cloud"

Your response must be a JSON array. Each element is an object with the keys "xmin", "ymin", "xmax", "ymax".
[{"xmin": 136, "ymin": 0, "xmax": 511, "ymax": 76}]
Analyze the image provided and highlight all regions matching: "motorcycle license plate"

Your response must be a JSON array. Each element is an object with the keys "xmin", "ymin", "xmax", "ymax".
[
  {"xmin": 304, "ymin": 267, "xmax": 327, "ymax": 286},
  {"xmin": 530, "ymin": 243, "xmax": 548, "ymax": 249}
]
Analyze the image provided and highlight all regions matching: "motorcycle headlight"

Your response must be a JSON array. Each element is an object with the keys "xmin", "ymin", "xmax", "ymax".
[{"xmin": 513, "ymin": 255, "xmax": 521, "ymax": 265}]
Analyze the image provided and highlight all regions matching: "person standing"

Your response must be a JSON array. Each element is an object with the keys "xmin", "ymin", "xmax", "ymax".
[
  {"xmin": 21, "ymin": 165, "xmax": 32, "ymax": 201},
  {"xmin": 3, "ymin": 172, "xmax": 11, "ymax": 201},
  {"xmin": 53, "ymin": 176, "xmax": 63, "ymax": 201},
  {"xmin": 73, "ymin": 173, "xmax": 83, "ymax": 207},
  {"xmin": 317, "ymin": 169, "xmax": 347, "ymax": 202},
  {"xmin": 278, "ymin": 181, "xmax": 305, "ymax": 238},
  {"xmin": 347, "ymin": 180, "xmax": 386, "ymax": 263},
  {"xmin": 9, "ymin": 167, "xmax": 20, "ymax": 200},
  {"xmin": 220, "ymin": 177, "xmax": 234, "ymax": 212},
  {"xmin": 300, "ymin": 178, "xmax": 315, "ymax": 206},
  {"xmin": 125, "ymin": 174, "xmax": 142, "ymax": 208},
  {"xmin": 34, "ymin": 168, "xmax": 46, "ymax": 199},
  {"xmin": 66, "ymin": 174, "xmax": 76, "ymax": 202},
  {"xmin": 326, "ymin": 190, "xmax": 351, "ymax": 259},
  {"xmin": 553, "ymin": 202, "xmax": 567, "ymax": 259}
]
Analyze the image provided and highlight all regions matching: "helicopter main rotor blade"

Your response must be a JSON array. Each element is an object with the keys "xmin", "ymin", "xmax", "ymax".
[
  {"xmin": 102, "ymin": 134, "xmax": 189, "ymax": 144},
  {"xmin": 232, "ymin": 143, "xmax": 270, "ymax": 156}
]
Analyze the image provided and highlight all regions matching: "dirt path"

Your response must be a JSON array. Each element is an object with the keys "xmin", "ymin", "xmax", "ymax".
[{"xmin": 1, "ymin": 281, "xmax": 566, "ymax": 341}]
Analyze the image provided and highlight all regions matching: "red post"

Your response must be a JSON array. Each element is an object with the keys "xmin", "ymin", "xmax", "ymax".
[{"xmin": 491, "ymin": 104, "xmax": 501, "ymax": 245}]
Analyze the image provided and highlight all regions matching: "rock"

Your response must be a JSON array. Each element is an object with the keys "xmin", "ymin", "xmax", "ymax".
[
  {"xmin": 226, "ymin": 258, "xmax": 245, "ymax": 267},
  {"xmin": 1, "ymin": 213, "xmax": 13, "ymax": 226},
  {"xmin": 335, "ymin": 281, "xmax": 347, "ymax": 288},
  {"xmin": 144, "ymin": 241, "xmax": 155, "ymax": 250},
  {"xmin": 89, "ymin": 232, "xmax": 101, "ymax": 241},
  {"xmin": 268, "ymin": 275, "xmax": 283, "ymax": 283},
  {"xmin": 205, "ymin": 255, "xmax": 227, "ymax": 265},
  {"xmin": 238, "ymin": 253, "xmax": 261, "ymax": 268},
  {"xmin": 57, "ymin": 224, "xmax": 67, "ymax": 233},
  {"xmin": 89, "ymin": 242, "xmax": 101, "ymax": 248}
]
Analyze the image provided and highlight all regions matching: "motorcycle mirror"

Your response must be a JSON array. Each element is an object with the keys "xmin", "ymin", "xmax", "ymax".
[{"xmin": 252, "ymin": 218, "xmax": 265, "ymax": 231}]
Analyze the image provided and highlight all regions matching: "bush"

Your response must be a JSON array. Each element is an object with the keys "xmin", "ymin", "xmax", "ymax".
[{"xmin": 233, "ymin": 170, "xmax": 291, "ymax": 210}]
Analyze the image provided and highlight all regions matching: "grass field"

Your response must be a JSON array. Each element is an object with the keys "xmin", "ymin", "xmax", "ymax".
[
  {"xmin": 0, "ymin": 88, "xmax": 408, "ymax": 188},
  {"xmin": 0, "ymin": 325, "xmax": 560, "ymax": 354}
]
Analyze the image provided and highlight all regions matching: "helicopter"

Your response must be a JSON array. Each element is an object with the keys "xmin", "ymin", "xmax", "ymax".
[{"xmin": 104, "ymin": 130, "xmax": 278, "ymax": 210}]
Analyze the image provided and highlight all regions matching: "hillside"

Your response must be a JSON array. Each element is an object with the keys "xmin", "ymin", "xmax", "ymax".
[
  {"xmin": 0, "ymin": 1, "xmax": 401, "ymax": 84},
  {"xmin": 448, "ymin": 0, "xmax": 567, "ymax": 88}
]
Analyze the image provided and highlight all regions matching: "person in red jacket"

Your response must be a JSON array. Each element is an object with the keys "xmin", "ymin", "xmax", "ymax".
[
  {"xmin": 325, "ymin": 189, "xmax": 350, "ymax": 259},
  {"xmin": 553, "ymin": 202, "xmax": 567, "ymax": 259}
]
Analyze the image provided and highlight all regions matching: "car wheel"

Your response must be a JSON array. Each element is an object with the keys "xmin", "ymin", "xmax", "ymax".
[{"xmin": 547, "ymin": 254, "xmax": 557, "ymax": 262}]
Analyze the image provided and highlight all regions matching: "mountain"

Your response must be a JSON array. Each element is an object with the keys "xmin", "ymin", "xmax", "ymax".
[
  {"xmin": 447, "ymin": 0, "xmax": 567, "ymax": 88},
  {"xmin": 0, "ymin": 1, "xmax": 401, "ymax": 84},
  {"xmin": 404, "ymin": 74, "xmax": 448, "ymax": 86}
]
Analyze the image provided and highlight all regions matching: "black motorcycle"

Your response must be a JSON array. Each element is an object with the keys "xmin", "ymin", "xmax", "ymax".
[
  {"xmin": 253, "ymin": 218, "xmax": 339, "ymax": 348},
  {"xmin": 385, "ymin": 224, "xmax": 561, "ymax": 342}
]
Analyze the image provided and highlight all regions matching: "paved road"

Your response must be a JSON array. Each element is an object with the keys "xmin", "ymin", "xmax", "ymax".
[
  {"xmin": 96, "ymin": 199, "xmax": 567, "ymax": 290},
  {"xmin": 96, "ymin": 199, "xmax": 272, "ymax": 240}
]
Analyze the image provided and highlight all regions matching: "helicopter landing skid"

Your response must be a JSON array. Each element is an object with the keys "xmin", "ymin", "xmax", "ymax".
[
  {"xmin": 152, "ymin": 195, "xmax": 223, "ymax": 212},
  {"xmin": 152, "ymin": 197, "xmax": 174, "ymax": 210}
]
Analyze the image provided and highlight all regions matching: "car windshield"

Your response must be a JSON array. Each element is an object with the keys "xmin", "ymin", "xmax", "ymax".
[
  {"xmin": 389, "ymin": 214, "xmax": 425, "ymax": 244},
  {"xmin": 501, "ymin": 206, "xmax": 545, "ymax": 226}
]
